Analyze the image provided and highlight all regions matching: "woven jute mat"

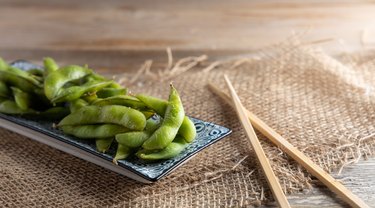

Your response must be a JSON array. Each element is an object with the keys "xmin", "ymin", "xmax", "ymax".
[{"xmin": 1, "ymin": 43, "xmax": 375, "ymax": 207}]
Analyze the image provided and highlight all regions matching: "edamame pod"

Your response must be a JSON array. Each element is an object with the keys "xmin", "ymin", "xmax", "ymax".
[
  {"xmin": 0, "ymin": 58, "xmax": 6, "ymax": 70},
  {"xmin": 136, "ymin": 137, "xmax": 188, "ymax": 160},
  {"xmin": 11, "ymin": 87, "xmax": 31, "ymax": 110},
  {"xmin": 7, "ymin": 66, "xmax": 34, "ymax": 77},
  {"xmin": 60, "ymin": 124, "xmax": 129, "ymax": 139},
  {"xmin": 142, "ymin": 85, "xmax": 184, "ymax": 150},
  {"xmin": 0, "ymin": 81, "xmax": 10, "ymax": 98},
  {"xmin": 43, "ymin": 57, "xmax": 59, "ymax": 77},
  {"xmin": 0, "ymin": 70, "xmax": 43, "ymax": 94},
  {"xmin": 116, "ymin": 118, "xmax": 161, "ymax": 148},
  {"xmin": 35, "ymin": 107, "xmax": 70, "ymax": 120},
  {"xmin": 177, "ymin": 117, "xmax": 196, "ymax": 143},
  {"xmin": 92, "ymin": 95, "xmax": 148, "ymax": 109},
  {"xmin": 113, "ymin": 144, "xmax": 131, "ymax": 164},
  {"xmin": 141, "ymin": 110, "xmax": 155, "ymax": 119},
  {"xmin": 0, "ymin": 100, "xmax": 35, "ymax": 114},
  {"xmin": 7, "ymin": 66, "xmax": 42, "ymax": 86},
  {"xmin": 136, "ymin": 94, "xmax": 167, "ymax": 116},
  {"xmin": 96, "ymin": 137, "xmax": 114, "ymax": 153},
  {"xmin": 58, "ymin": 105, "xmax": 146, "ymax": 130},
  {"xmin": 107, "ymin": 82, "xmax": 123, "ymax": 89},
  {"xmin": 117, "ymin": 131, "xmax": 150, "ymax": 148},
  {"xmin": 51, "ymin": 80, "xmax": 113, "ymax": 103},
  {"xmin": 69, "ymin": 99, "xmax": 88, "ymax": 113},
  {"xmin": 82, "ymin": 93, "xmax": 98, "ymax": 103},
  {"xmin": 114, "ymin": 118, "xmax": 161, "ymax": 162},
  {"xmin": 136, "ymin": 93, "xmax": 196, "ymax": 143},
  {"xmin": 27, "ymin": 68, "xmax": 44, "ymax": 77},
  {"xmin": 97, "ymin": 88, "xmax": 127, "ymax": 98},
  {"xmin": 44, "ymin": 65, "xmax": 92, "ymax": 100},
  {"xmin": 86, "ymin": 73, "xmax": 107, "ymax": 82},
  {"xmin": 32, "ymin": 75, "xmax": 43, "ymax": 83}
]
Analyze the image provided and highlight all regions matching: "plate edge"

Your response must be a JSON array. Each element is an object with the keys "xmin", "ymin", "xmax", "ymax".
[{"xmin": 0, "ymin": 117, "xmax": 153, "ymax": 184}]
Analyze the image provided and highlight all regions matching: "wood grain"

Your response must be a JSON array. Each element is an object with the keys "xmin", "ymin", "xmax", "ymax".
[
  {"xmin": 0, "ymin": 0, "xmax": 374, "ymax": 207},
  {"xmin": 1, "ymin": 0, "xmax": 375, "ymax": 54},
  {"xmin": 287, "ymin": 158, "xmax": 375, "ymax": 208}
]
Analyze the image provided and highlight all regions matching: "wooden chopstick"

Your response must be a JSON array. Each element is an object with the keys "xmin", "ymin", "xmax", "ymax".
[
  {"xmin": 208, "ymin": 82, "xmax": 370, "ymax": 208},
  {"xmin": 223, "ymin": 75, "xmax": 291, "ymax": 208}
]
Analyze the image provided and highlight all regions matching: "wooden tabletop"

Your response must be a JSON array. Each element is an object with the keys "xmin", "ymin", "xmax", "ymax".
[
  {"xmin": 1, "ymin": 0, "xmax": 374, "ymax": 207},
  {"xmin": 2, "ymin": 0, "xmax": 375, "ymax": 70}
]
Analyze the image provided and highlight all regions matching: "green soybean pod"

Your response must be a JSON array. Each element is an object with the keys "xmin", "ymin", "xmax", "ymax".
[
  {"xmin": 3, "ymin": 64, "xmax": 44, "ymax": 83},
  {"xmin": 141, "ymin": 110, "xmax": 155, "ymax": 119},
  {"xmin": 86, "ymin": 73, "xmax": 107, "ymax": 82},
  {"xmin": 108, "ymin": 82, "xmax": 123, "ymax": 89},
  {"xmin": 29, "ymin": 74, "xmax": 44, "ymax": 84},
  {"xmin": 35, "ymin": 107, "xmax": 70, "ymax": 120},
  {"xmin": 60, "ymin": 124, "xmax": 129, "ymax": 139},
  {"xmin": 11, "ymin": 87, "xmax": 31, "ymax": 110},
  {"xmin": 0, "ymin": 100, "xmax": 35, "ymax": 114},
  {"xmin": 43, "ymin": 57, "xmax": 59, "ymax": 77},
  {"xmin": 51, "ymin": 80, "xmax": 113, "ymax": 103},
  {"xmin": 0, "ymin": 70, "xmax": 42, "ymax": 94},
  {"xmin": 135, "ymin": 94, "xmax": 167, "ymax": 116},
  {"xmin": 7, "ymin": 66, "xmax": 42, "ymax": 86},
  {"xmin": 143, "ymin": 116, "xmax": 162, "ymax": 132},
  {"xmin": 96, "ymin": 88, "xmax": 127, "ymax": 98},
  {"xmin": 58, "ymin": 105, "xmax": 146, "ymax": 130},
  {"xmin": 176, "ymin": 116, "xmax": 196, "ymax": 143},
  {"xmin": 0, "ymin": 81, "xmax": 10, "ymax": 98},
  {"xmin": 92, "ymin": 95, "xmax": 148, "ymax": 110},
  {"xmin": 116, "ymin": 118, "xmax": 161, "ymax": 148},
  {"xmin": 0, "ymin": 58, "xmax": 7, "ymax": 70},
  {"xmin": 44, "ymin": 65, "xmax": 92, "ymax": 100},
  {"xmin": 136, "ymin": 94, "xmax": 196, "ymax": 143},
  {"xmin": 27, "ymin": 68, "xmax": 44, "ymax": 77},
  {"xmin": 142, "ymin": 85, "xmax": 184, "ymax": 150},
  {"xmin": 114, "ymin": 118, "xmax": 161, "ymax": 162},
  {"xmin": 113, "ymin": 144, "xmax": 131, "ymax": 164},
  {"xmin": 69, "ymin": 99, "xmax": 88, "ymax": 113},
  {"xmin": 136, "ymin": 137, "xmax": 188, "ymax": 160},
  {"xmin": 82, "ymin": 93, "xmax": 98, "ymax": 103},
  {"xmin": 96, "ymin": 137, "xmax": 114, "ymax": 153},
  {"xmin": 7, "ymin": 66, "xmax": 32, "ymax": 77},
  {"xmin": 117, "ymin": 131, "xmax": 149, "ymax": 148}
]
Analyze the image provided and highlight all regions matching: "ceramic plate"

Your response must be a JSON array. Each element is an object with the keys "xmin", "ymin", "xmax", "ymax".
[{"xmin": 0, "ymin": 60, "xmax": 232, "ymax": 183}]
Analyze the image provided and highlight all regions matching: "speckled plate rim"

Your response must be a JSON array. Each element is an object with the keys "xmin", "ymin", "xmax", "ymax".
[{"xmin": 0, "ymin": 113, "xmax": 231, "ymax": 183}]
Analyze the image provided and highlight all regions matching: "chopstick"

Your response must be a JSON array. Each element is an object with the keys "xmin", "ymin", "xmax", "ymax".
[
  {"xmin": 223, "ymin": 75, "xmax": 291, "ymax": 208},
  {"xmin": 208, "ymin": 81, "xmax": 370, "ymax": 208}
]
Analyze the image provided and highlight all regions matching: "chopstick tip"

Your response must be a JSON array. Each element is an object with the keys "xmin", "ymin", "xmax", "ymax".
[{"xmin": 223, "ymin": 74, "xmax": 229, "ymax": 80}]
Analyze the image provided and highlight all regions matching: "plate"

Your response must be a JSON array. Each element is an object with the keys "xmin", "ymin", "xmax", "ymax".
[{"xmin": 0, "ymin": 60, "xmax": 232, "ymax": 183}]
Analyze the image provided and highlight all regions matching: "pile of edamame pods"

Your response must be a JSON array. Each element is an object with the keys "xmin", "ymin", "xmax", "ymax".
[{"xmin": 0, "ymin": 57, "xmax": 196, "ymax": 163}]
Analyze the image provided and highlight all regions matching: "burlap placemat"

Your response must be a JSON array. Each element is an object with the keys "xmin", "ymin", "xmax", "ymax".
[{"xmin": 1, "ymin": 43, "xmax": 375, "ymax": 207}]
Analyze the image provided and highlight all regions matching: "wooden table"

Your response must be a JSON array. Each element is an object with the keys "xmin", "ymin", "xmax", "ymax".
[{"xmin": 1, "ymin": 0, "xmax": 374, "ymax": 207}]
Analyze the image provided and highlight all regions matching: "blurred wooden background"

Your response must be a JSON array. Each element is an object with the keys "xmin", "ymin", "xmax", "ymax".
[
  {"xmin": 0, "ymin": 0, "xmax": 374, "ymax": 207},
  {"xmin": 1, "ymin": 0, "xmax": 375, "ymax": 71}
]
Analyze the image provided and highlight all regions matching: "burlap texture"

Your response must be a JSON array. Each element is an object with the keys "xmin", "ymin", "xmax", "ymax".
[{"xmin": 1, "ymin": 44, "xmax": 375, "ymax": 207}]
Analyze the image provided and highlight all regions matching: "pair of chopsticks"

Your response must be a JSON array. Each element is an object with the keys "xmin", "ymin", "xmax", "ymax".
[{"xmin": 210, "ymin": 75, "xmax": 369, "ymax": 208}]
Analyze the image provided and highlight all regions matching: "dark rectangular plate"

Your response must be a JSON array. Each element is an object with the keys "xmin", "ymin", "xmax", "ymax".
[{"xmin": 0, "ymin": 60, "xmax": 232, "ymax": 183}]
